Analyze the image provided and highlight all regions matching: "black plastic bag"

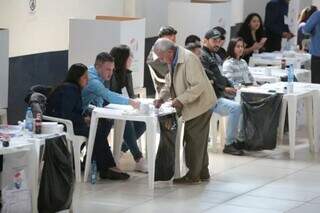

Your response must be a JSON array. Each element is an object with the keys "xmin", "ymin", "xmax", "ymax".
[
  {"xmin": 155, "ymin": 114, "xmax": 177, "ymax": 181},
  {"xmin": 241, "ymin": 92, "xmax": 283, "ymax": 150},
  {"xmin": 38, "ymin": 135, "xmax": 74, "ymax": 213}
]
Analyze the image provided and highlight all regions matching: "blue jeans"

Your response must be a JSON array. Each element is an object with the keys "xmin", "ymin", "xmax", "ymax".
[
  {"xmin": 212, "ymin": 98, "xmax": 244, "ymax": 145},
  {"xmin": 121, "ymin": 121, "xmax": 146, "ymax": 161}
]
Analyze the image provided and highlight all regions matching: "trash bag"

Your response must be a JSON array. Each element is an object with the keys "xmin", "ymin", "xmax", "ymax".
[
  {"xmin": 155, "ymin": 114, "xmax": 177, "ymax": 181},
  {"xmin": 38, "ymin": 135, "xmax": 74, "ymax": 213},
  {"xmin": 241, "ymin": 92, "xmax": 283, "ymax": 150}
]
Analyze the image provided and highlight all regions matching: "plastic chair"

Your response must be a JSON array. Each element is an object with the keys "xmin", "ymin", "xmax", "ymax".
[
  {"xmin": 174, "ymin": 117, "xmax": 186, "ymax": 178},
  {"xmin": 42, "ymin": 115, "xmax": 86, "ymax": 182},
  {"xmin": 209, "ymin": 112, "xmax": 227, "ymax": 146},
  {"xmin": 148, "ymin": 65, "xmax": 166, "ymax": 98}
]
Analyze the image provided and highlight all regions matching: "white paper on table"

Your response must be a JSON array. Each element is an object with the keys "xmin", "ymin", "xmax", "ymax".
[{"xmin": 105, "ymin": 104, "xmax": 134, "ymax": 111}]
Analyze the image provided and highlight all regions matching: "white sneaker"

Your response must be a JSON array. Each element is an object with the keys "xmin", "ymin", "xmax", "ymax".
[{"xmin": 135, "ymin": 158, "xmax": 148, "ymax": 173}]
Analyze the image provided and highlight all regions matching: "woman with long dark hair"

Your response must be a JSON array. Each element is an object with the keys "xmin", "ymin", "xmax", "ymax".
[
  {"xmin": 237, "ymin": 13, "xmax": 267, "ymax": 62},
  {"xmin": 110, "ymin": 45, "xmax": 147, "ymax": 173},
  {"xmin": 46, "ymin": 63, "xmax": 130, "ymax": 180},
  {"xmin": 223, "ymin": 37, "xmax": 254, "ymax": 85}
]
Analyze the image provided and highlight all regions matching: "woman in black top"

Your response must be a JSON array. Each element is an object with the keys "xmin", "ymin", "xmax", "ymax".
[
  {"xmin": 110, "ymin": 45, "xmax": 147, "ymax": 173},
  {"xmin": 46, "ymin": 63, "xmax": 129, "ymax": 180},
  {"xmin": 238, "ymin": 13, "xmax": 267, "ymax": 62}
]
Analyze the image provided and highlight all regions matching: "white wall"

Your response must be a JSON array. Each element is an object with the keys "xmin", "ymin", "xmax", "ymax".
[
  {"xmin": 0, "ymin": 29, "xmax": 9, "ymax": 108},
  {"xmin": 169, "ymin": 2, "xmax": 232, "ymax": 46},
  {"xmin": 313, "ymin": 0, "xmax": 320, "ymax": 7},
  {"xmin": 69, "ymin": 18, "xmax": 146, "ymax": 87},
  {"xmin": 242, "ymin": 0, "xmax": 269, "ymax": 21},
  {"xmin": 129, "ymin": 0, "xmax": 190, "ymax": 38},
  {"xmin": 0, "ymin": 0, "xmax": 124, "ymax": 57}
]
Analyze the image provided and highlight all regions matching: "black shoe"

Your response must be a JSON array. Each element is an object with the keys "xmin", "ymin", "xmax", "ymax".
[
  {"xmin": 234, "ymin": 140, "xmax": 245, "ymax": 150},
  {"xmin": 173, "ymin": 175, "xmax": 201, "ymax": 185},
  {"xmin": 200, "ymin": 174, "xmax": 210, "ymax": 182},
  {"xmin": 223, "ymin": 144, "xmax": 244, "ymax": 156},
  {"xmin": 99, "ymin": 169, "xmax": 130, "ymax": 180},
  {"xmin": 200, "ymin": 169, "xmax": 210, "ymax": 181}
]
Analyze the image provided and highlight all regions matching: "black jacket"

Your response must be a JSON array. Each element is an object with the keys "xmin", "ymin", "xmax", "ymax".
[
  {"xmin": 109, "ymin": 69, "xmax": 135, "ymax": 98},
  {"xmin": 265, "ymin": 0, "xmax": 290, "ymax": 38},
  {"xmin": 200, "ymin": 46, "xmax": 233, "ymax": 98},
  {"xmin": 46, "ymin": 82, "xmax": 87, "ymax": 133}
]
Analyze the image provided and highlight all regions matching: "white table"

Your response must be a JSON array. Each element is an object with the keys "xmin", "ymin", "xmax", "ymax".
[
  {"xmin": 240, "ymin": 82, "xmax": 319, "ymax": 159},
  {"xmin": 84, "ymin": 103, "xmax": 176, "ymax": 189},
  {"xmin": 1, "ymin": 132, "xmax": 66, "ymax": 213},
  {"xmin": 1, "ymin": 136, "xmax": 37, "ymax": 213},
  {"xmin": 249, "ymin": 51, "xmax": 311, "ymax": 69},
  {"xmin": 249, "ymin": 67, "xmax": 311, "ymax": 84}
]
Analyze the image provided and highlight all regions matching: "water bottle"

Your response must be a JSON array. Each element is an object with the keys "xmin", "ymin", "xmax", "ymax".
[
  {"xmin": 25, "ymin": 107, "xmax": 33, "ymax": 132},
  {"xmin": 287, "ymin": 64, "xmax": 294, "ymax": 93},
  {"xmin": 91, "ymin": 160, "xmax": 97, "ymax": 184}
]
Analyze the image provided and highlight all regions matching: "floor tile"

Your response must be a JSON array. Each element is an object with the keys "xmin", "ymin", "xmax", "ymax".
[
  {"xmin": 205, "ymin": 204, "xmax": 283, "ymax": 213},
  {"xmin": 226, "ymin": 195, "xmax": 303, "ymax": 211}
]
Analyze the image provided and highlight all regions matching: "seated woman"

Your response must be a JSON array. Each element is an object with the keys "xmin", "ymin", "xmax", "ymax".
[
  {"xmin": 223, "ymin": 37, "xmax": 255, "ymax": 86},
  {"xmin": 237, "ymin": 13, "xmax": 267, "ymax": 62},
  {"xmin": 109, "ymin": 45, "xmax": 147, "ymax": 173},
  {"xmin": 46, "ymin": 63, "xmax": 130, "ymax": 180}
]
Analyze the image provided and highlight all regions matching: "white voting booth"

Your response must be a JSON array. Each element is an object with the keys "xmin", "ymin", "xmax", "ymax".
[
  {"xmin": 168, "ymin": 1, "xmax": 231, "ymax": 48},
  {"xmin": 69, "ymin": 16, "xmax": 146, "ymax": 89},
  {"xmin": 0, "ymin": 29, "xmax": 9, "ymax": 124}
]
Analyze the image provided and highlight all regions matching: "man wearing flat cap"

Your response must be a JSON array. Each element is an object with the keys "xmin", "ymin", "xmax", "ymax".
[
  {"xmin": 147, "ymin": 26, "xmax": 178, "ymax": 93},
  {"xmin": 200, "ymin": 28, "xmax": 245, "ymax": 156}
]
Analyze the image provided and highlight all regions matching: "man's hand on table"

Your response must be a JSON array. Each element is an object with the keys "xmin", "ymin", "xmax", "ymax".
[
  {"xmin": 154, "ymin": 99, "xmax": 164, "ymax": 109},
  {"xmin": 129, "ymin": 99, "xmax": 140, "ymax": 109}
]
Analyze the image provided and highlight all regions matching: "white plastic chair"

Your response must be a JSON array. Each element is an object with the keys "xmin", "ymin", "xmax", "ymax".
[
  {"xmin": 42, "ymin": 115, "xmax": 86, "ymax": 182},
  {"xmin": 209, "ymin": 112, "xmax": 227, "ymax": 147},
  {"xmin": 174, "ymin": 117, "xmax": 186, "ymax": 178},
  {"xmin": 148, "ymin": 65, "xmax": 166, "ymax": 98}
]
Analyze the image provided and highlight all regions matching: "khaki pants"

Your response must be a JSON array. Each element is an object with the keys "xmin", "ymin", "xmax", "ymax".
[{"xmin": 184, "ymin": 110, "xmax": 212, "ymax": 178}]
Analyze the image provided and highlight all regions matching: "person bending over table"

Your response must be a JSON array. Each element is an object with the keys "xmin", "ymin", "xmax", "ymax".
[
  {"xmin": 82, "ymin": 52, "xmax": 140, "ymax": 180},
  {"xmin": 46, "ymin": 63, "xmax": 136, "ymax": 180},
  {"xmin": 154, "ymin": 38, "xmax": 216, "ymax": 184}
]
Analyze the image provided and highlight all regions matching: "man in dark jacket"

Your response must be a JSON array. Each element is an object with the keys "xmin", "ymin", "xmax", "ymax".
[
  {"xmin": 213, "ymin": 26, "xmax": 228, "ymax": 66},
  {"xmin": 200, "ymin": 28, "xmax": 244, "ymax": 156},
  {"xmin": 265, "ymin": 0, "xmax": 294, "ymax": 52}
]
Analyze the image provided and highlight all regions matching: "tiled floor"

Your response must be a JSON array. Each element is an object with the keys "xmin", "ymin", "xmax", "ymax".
[{"xmin": 71, "ymin": 132, "xmax": 320, "ymax": 213}]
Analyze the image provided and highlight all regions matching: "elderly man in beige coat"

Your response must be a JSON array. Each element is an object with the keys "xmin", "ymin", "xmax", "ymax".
[{"xmin": 154, "ymin": 38, "xmax": 217, "ymax": 184}]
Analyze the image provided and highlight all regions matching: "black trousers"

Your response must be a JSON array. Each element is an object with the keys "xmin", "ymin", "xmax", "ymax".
[
  {"xmin": 265, "ymin": 35, "xmax": 282, "ymax": 52},
  {"xmin": 75, "ymin": 118, "xmax": 115, "ymax": 172},
  {"xmin": 311, "ymin": 55, "xmax": 320, "ymax": 84}
]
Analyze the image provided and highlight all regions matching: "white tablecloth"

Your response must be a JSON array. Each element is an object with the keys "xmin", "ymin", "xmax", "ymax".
[
  {"xmin": 249, "ymin": 67, "xmax": 311, "ymax": 83},
  {"xmin": 249, "ymin": 51, "xmax": 311, "ymax": 69}
]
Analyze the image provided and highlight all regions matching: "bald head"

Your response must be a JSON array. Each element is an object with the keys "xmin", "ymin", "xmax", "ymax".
[{"xmin": 153, "ymin": 38, "xmax": 177, "ymax": 64}]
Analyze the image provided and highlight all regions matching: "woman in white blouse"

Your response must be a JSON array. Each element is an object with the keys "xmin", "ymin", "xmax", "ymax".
[{"xmin": 223, "ymin": 37, "xmax": 255, "ymax": 86}]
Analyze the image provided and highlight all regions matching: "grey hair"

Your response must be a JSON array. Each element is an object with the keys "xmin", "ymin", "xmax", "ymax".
[{"xmin": 153, "ymin": 38, "xmax": 176, "ymax": 54}]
